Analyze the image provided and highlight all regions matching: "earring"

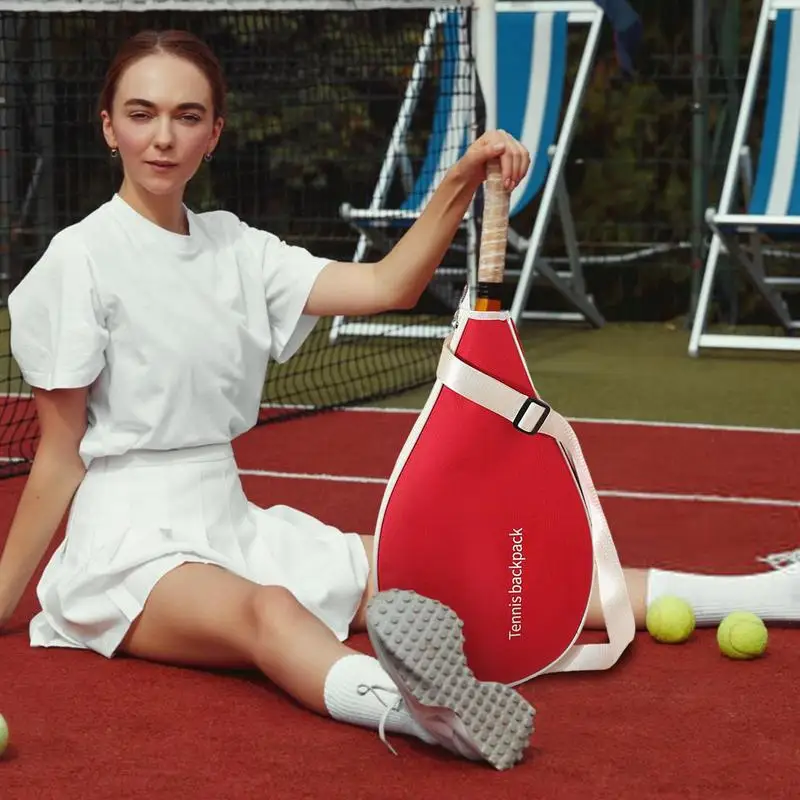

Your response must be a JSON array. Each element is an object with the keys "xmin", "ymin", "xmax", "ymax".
[
  {"xmin": 204, "ymin": 152, "xmax": 213, "ymax": 162},
  {"xmin": 110, "ymin": 148, "xmax": 119, "ymax": 158}
]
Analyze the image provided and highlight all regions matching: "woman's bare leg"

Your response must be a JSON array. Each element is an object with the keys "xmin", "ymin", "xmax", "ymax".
[
  {"xmin": 121, "ymin": 563, "xmax": 358, "ymax": 714},
  {"xmin": 118, "ymin": 559, "xmax": 534, "ymax": 768},
  {"xmin": 585, "ymin": 567, "xmax": 650, "ymax": 629}
]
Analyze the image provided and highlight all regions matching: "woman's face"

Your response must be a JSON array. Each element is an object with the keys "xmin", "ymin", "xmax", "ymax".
[{"xmin": 101, "ymin": 52, "xmax": 224, "ymax": 199}]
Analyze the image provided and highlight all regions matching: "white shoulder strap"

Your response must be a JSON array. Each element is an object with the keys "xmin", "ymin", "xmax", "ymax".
[{"xmin": 436, "ymin": 345, "xmax": 636, "ymax": 673}]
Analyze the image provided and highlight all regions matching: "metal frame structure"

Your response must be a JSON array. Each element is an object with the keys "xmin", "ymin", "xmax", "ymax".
[
  {"xmin": 689, "ymin": 0, "xmax": 800, "ymax": 355},
  {"xmin": 331, "ymin": 1, "xmax": 604, "ymax": 343}
]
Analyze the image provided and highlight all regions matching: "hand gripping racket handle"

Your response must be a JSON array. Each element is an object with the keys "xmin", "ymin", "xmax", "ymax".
[{"xmin": 475, "ymin": 159, "xmax": 510, "ymax": 311}]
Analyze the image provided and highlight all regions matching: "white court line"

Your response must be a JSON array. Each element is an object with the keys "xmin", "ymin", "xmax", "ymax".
[
  {"xmin": 561, "ymin": 416, "xmax": 800, "ymax": 436},
  {"xmin": 265, "ymin": 402, "xmax": 800, "ymax": 435},
  {"xmin": 3, "ymin": 392, "xmax": 800, "ymax": 435},
  {"xmin": 261, "ymin": 403, "xmax": 800, "ymax": 436},
  {"xmin": 238, "ymin": 468, "xmax": 800, "ymax": 509},
  {"xmin": 239, "ymin": 468, "xmax": 389, "ymax": 485},
  {"xmin": 599, "ymin": 489, "xmax": 800, "ymax": 509}
]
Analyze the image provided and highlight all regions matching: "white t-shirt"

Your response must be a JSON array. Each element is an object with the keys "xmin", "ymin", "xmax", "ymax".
[{"xmin": 9, "ymin": 194, "xmax": 331, "ymax": 466}]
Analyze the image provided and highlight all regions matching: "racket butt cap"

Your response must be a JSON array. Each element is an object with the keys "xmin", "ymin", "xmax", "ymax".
[{"xmin": 475, "ymin": 283, "xmax": 503, "ymax": 312}]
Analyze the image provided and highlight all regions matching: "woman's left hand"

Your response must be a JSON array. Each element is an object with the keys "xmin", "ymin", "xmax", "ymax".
[{"xmin": 456, "ymin": 129, "xmax": 531, "ymax": 191}]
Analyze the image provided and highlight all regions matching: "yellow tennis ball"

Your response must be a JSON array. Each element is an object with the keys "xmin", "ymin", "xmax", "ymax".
[
  {"xmin": 717, "ymin": 611, "xmax": 768, "ymax": 660},
  {"xmin": 0, "ymin": 714, "xmax": 8, "ymax": 758},
  {"xmin": 645, "ymin": 595, "xmax": 696, "ymax": 643}
]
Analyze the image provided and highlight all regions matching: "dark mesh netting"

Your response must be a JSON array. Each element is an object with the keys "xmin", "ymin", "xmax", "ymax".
[{"xmin": 0, "ymin": 4, "xmax": 475, "ymax": 477}]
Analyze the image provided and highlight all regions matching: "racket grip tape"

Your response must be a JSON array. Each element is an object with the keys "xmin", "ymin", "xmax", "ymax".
[{"xmin": 476, "ymin": 160, "xmax": 510, "ymax": 309}]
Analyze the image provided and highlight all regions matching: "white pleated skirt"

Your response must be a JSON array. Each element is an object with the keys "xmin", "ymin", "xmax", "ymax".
[{"xmin": 30, "ymin": 443, "xmax": 370, "ymax": 657}]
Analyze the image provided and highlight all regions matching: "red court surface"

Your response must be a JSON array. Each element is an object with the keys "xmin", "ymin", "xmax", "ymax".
[{"xmin": 1, "ymin": 408, "xmax": 798, "ymax": 800}]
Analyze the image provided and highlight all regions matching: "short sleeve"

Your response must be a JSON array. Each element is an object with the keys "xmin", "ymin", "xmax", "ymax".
[
  {"xmin": 239, "ymin": 222, "xmax": 331, "ymax": 363},
  {"xmin": 8, "ymin": 233, "xmax": 109, "ymax": 390}
]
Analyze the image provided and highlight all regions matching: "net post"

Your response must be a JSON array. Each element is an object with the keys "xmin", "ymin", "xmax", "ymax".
[
  {"xmin": 688, "ymin": 0, "xmax": 709, "ymax": 325},
  {"xmin": 472, "ymin": 0, "xmax": 496, "ymax": 310},
  {"xmin": 474, "ymin": 0, "xmax": 497, "ymax": 132},
  {"xmin": 0, "ymin": 12, "xmax": 19, "ymax": 302},
  {"xmin": 33, "ymin": 15, "xmax": 56, "ymax": 262}
]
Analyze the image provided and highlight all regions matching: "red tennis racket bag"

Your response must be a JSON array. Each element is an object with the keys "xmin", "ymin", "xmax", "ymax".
[{"xmin": 373, "ymin": 297, "xmax": 635, "ymax": 686}]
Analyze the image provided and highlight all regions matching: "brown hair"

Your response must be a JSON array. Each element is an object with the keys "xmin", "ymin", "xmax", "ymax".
[{"xmin": 99, "ymin": 30, "xmax": 228, "ymax": 119}]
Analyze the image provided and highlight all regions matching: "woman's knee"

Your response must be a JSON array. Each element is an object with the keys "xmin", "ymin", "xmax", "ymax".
[{"xmin": 246, "ymin": 585, "xmax": 308, "ymax": 647}]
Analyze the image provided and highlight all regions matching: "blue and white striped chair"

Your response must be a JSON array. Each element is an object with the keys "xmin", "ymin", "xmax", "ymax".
[
  {"xmin": 690, "ymin": 0, "xmax": 800, "ymax": 355},
  {"xmin": 332, "ymin": 1, "xmax": 605, "ymax": 342}
]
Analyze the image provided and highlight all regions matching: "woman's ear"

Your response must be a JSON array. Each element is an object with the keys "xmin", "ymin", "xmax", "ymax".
[
  {"xmin": 100, "ymin": 110, "xmax": 117, "ymax": 150},
  {"xmin": 206, "ymin": 117, "xmax": 225, "ymax": 158}
]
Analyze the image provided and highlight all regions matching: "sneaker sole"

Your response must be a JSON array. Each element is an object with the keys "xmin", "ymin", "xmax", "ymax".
[{"xmin": 366, "ymin": 589, "xmax": 535, "ymax": 770}]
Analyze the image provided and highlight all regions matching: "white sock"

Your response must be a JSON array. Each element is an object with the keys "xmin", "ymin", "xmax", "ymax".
[
  {"xmin": 323, "ymin": 653, "xmax": 436, "ymax": 744},
  {"xmin": 647, "ymin": 562, "xmax": 800, "ymax": 625}
]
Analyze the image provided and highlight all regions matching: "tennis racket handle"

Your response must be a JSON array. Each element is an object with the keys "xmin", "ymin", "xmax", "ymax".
[{"xmin": 477, "ymin": 159, "xmax": 510, "ymax": 285}]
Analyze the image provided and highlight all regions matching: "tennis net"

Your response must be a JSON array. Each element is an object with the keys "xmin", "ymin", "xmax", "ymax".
[{"xmin": 0, "ymin": 0, "xmax": 476, "ymax": 477}]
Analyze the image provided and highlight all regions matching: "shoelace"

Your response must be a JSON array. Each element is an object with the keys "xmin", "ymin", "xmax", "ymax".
[
  {"xmin": 757, "ymin": 548, "xmax": 800, "ymax": 570},
  {"xmin": 357, "ymin": 683, "xmax": 403, "ymax": 756}
]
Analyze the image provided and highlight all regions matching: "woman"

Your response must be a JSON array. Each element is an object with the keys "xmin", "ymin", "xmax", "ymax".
[{"xmin": 0, "ymin": 29, "xmax": 796, "ymax": 772}]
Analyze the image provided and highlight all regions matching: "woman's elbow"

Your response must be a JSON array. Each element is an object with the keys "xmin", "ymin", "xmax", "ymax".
[
  {"xmin": 382, "ymin": 274, "xmax": 423, "ymax": 310},
  {"xmin": 373, "ymin": 260, "xmax": 422, "ymax": 312},
  {"xmin": 393, "ymin": 286, "xmax": 423, "ymax": 310}
]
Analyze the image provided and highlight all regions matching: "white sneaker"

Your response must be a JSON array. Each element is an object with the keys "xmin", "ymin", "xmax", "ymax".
[
  {"xmin": 758, "ymin": 548, "xmax": 800, "ymax": 570},
  {"xmin": 366, "ymin": 589, "xmax": 535, "ymax": 771}
]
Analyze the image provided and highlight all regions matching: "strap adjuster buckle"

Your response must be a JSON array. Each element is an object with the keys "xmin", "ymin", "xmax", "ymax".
[{"xmin": 512, "ymin": 396, "xmax": 550, "ymax": 435}]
